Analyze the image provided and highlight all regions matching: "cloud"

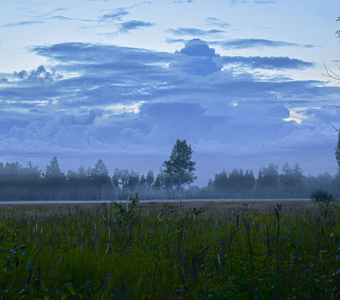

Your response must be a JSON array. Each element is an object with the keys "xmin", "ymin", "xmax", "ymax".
[
  {"xmin": 100, "ymin": 8, "xmax": 129, "ymax": 22},
  {"xmin": 213, "ymin": 38, "xmax": 314, "ymax": 49},
  {"xmin": 205, "ymin": 17, "xmax": 231, "ymax": 28},
  {"xmin": 228, "ymin": 0, "xmax": 276, "ymax": 4},
  {"xmin": 2, "ymin": 20, "xmax": 44, "ymax": 28},
  {"xmin": 12, "ymin": 65, "xmax": 62, "ymax": 83},
  {"xmin": 167, "ymin": 27, "xmax": 225, "ymax": 37},
  {"xmin": 55, "ymin": 110, "xmax": 103, "ymax": 126},
  {"xmin": 165, "ymin": 38, "xmax": 187, "ymax": 44},
  {"xmin": 118, "ymin": 20, "xmax": 155, "ymax": 33},
  {"xmin": 0, "ymin": 39, "xmax": 337, "ymax": 184},
  {"xmin": 49, "ymin": 16, "xmax": 73, "ymax": 21},
  {"xmin": 171, "ymin": 0, "xmax": 195, "ymax": 3},
  {"xmin": 169, "ymin": 39, "xmax": 222, "ymax": 76},
  {"xmin": 219, "ymin": 56, "xmax": 314, "ymax": 70}
]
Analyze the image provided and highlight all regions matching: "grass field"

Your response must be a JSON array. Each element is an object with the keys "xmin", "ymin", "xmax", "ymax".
[{"xmin": 1, "ymin": 195, "xmax": 340, "ymax": 299}]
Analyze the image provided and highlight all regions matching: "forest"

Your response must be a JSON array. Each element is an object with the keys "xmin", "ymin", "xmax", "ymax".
[{"xmin": 0, "ymin": 156, "xmax": 337, "ymax": 201}]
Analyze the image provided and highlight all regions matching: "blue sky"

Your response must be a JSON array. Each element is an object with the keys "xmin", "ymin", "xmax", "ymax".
[{"xmin": 0, "ymin": 0, "xmax": 339, "ymax": 186}]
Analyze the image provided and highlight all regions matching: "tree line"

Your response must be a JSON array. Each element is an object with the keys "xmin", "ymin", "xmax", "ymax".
[{"xmin": 0, "ymin": 157, "xmax": 338, "ymax": 201}]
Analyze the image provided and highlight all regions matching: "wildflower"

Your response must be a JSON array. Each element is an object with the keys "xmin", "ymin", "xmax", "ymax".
[
  {"xmin": 336, "ymin": 255, "xmax": 340, "ymax": 260},
  {"xmin": 330, "ymin": 233, "xmax": 335, "ymax": 237}
]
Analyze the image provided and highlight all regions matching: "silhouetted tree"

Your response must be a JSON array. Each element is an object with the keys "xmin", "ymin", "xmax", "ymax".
[{"xmin": 163, "ymin": 139, "xmax": 196, "ymax": 203}]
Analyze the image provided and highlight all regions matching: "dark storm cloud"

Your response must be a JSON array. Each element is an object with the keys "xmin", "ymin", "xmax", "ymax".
[
  {"xmin": 118, "ymin": 20, "xmax": 155, "ymax": 33},
  {"xmin": 167, "ymin": 27, "xmax": 225, "ymax": 37},
  {"xmin": 213, "ymin": 38, "xmax": 314, "ymax": 49}
]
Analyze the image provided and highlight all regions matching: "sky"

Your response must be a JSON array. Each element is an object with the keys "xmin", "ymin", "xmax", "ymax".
[{"xmin": 0, "ymin": 0, "xmax": 339, "ymax": 186}]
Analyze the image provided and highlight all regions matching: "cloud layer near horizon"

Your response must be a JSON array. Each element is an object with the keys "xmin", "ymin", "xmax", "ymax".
[{"xmin": 0, "ymin": 38, "xmax": 338, "ymax": 184}]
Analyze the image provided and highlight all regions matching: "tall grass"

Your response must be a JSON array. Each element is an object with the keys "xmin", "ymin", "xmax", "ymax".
[{"xmin": 1, "ymin": 195, "xmax": 340, "ymax": 299}]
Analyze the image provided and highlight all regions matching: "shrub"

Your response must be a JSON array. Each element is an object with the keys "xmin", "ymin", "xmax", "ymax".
[{"xmin": 311, "ymin": 188, "xmax": 329, "ymax": 201}]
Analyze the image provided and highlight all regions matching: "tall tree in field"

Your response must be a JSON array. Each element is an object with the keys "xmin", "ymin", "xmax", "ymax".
[{"xmin": 163, "ymin": 139, "xmax": 196, "ymax": 203}]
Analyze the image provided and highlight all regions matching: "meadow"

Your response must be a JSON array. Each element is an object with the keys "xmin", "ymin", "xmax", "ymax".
[{"xmin": 1, "ymin": 196, "xmax": 340, "ymax": 299}]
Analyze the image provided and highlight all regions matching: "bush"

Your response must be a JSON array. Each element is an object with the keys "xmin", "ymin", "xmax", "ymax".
[{"xmin": 311, "ymin": 188, "xmax": 329, "ymax": 201}]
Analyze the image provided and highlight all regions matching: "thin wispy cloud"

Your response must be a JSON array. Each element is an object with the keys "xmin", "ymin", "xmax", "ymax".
[
  {"xmin": 171, "ymin": 0, "xmax": 195, "ymax": 3},
  {"xmin": 2, "ymin": 20, "xmax": 44, "ymax": 28},
  {"xmin": 212, "ymin": 38, "xmax": 314, "ymax": 49},
  {"xmin": 49, "ymin": 16, "xmax": 73, "ymax": 21},
  {"xmin": 228, "ymin": 0, "xmax": 276, "ymax": 4},
  {"xmin": 167, "ymin": 27, "xmax": 225, "ymax": 37},
  {"xmin": 205, "ymin": 17, "xmax": 231, "ymax": 28},
  {"xmin": 118, "ymin": 20, "xmax": 155, "ymax": 34},
  {"xmin": 219, "ymin": 56, "xmax": 315, "ymax": 70},
  {"xmin": 100, "ymin": 9, "xmax": 130, "ymax": 22},
  {"xmin": 166, "ymin": 38, "xmax": 187, "ymax": 44}
]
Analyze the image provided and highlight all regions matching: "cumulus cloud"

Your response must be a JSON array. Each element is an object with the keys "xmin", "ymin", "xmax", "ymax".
[
  {"xmin": 12, "ymin": 65, "xmax": 62, "ymax": 83},
  {"xmin": 169, "ymin": 39, "xmax": 221, "ymax": 76}
]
